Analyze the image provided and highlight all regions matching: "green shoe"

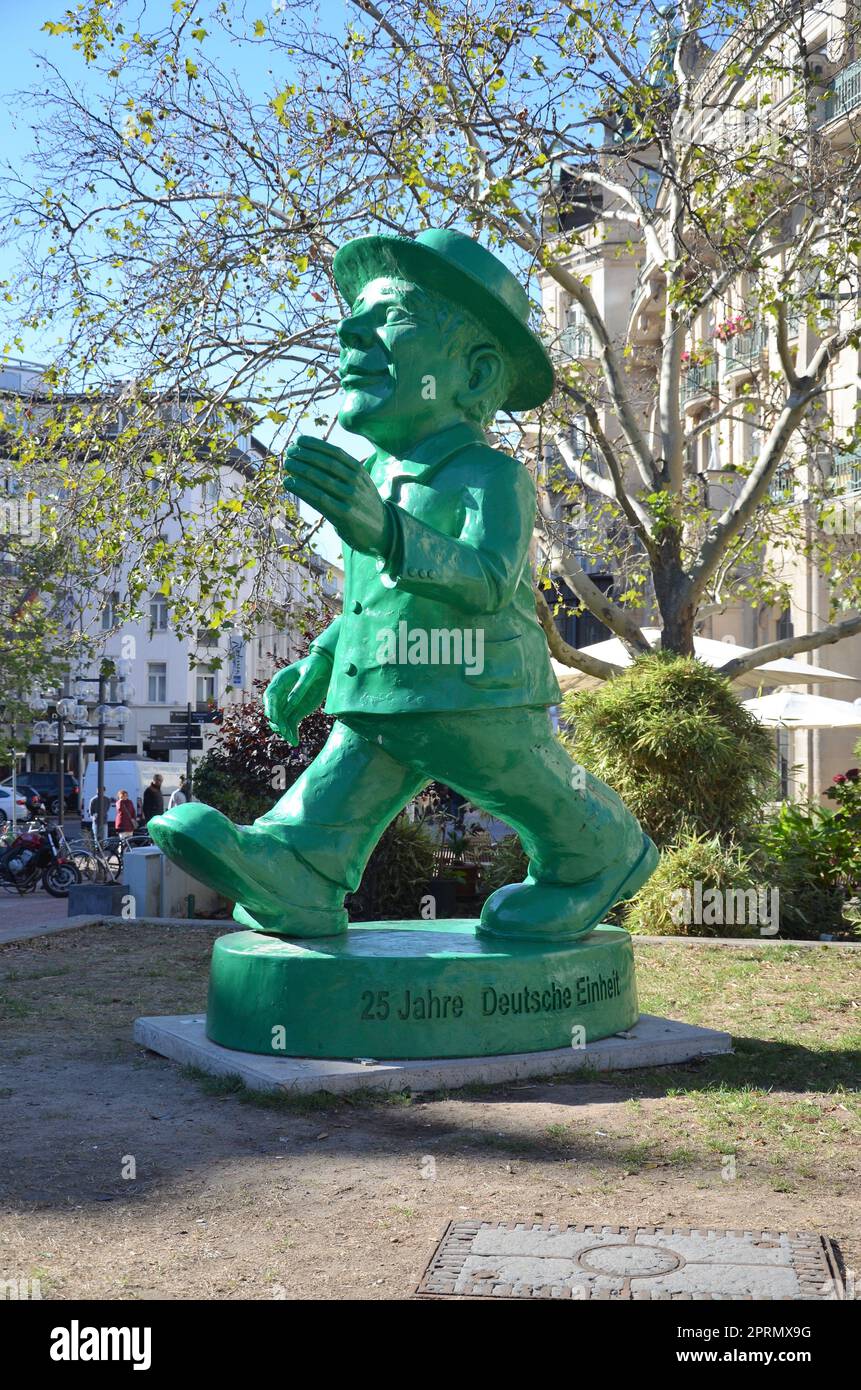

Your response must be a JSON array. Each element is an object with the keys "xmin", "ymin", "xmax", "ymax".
[
  {"xmin": 147, "ymin": 802, "xmax": 347, "ymax": 937},
  {"xmin": 478, "ymin": 833, "xmax": 659, "ymax": 943}
]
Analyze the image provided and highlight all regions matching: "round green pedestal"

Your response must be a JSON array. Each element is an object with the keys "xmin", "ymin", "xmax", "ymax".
[{"xmin": 206, "ymin": 920, "xmax": 638, "ymax": 1060}]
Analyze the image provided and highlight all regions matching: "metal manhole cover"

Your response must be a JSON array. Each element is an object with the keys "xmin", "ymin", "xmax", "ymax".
[{"xmin": 417, "ymin": 1221, "xmax": 844, "ymax": 1300}]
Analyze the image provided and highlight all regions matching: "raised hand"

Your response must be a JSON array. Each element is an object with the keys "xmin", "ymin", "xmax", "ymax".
[
  {"xmin": 284, "ymin": 435, "xmax": 392, "ymax": 557},
  {"xmin": 263, "ymin": 652, "xmax": 331, "ymax": 746}
]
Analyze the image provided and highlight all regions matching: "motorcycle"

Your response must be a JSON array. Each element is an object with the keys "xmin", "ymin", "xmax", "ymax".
[{"xmin": 0, "ymin": 820, "xmax": 82, "ymax": 897}]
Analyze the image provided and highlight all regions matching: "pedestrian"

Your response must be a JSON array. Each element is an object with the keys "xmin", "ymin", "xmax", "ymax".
[
  {"xmin": 141, "ymin": 773, "xmax": 164, "ymax": 826},
  {"xmin": 115, "ymin": 789, "xmax": 137, "ymax": 841},
  {"xmin": 86, "ymin": 790, "xmax": 112, "ymax": 843},
  {"xmin": 168, "ymin": 774, "xmax": 189, "ymax": 810}
]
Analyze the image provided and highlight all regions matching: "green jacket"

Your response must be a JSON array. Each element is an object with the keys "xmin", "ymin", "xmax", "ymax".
[{"xmin": 310, "ymin": 421, "xmax": 562, "ymax": 716}]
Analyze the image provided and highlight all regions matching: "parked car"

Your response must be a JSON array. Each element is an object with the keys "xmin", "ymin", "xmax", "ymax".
[
  {"xmin": 13, "ymin": 784, "xmax": 44, "ymax": 817},
  {"xmin": 0, "ymin": 771, "xmax": 79, "ymax": 815},
  {"xmin": 0, "ymin": 785, "xmax": 30, "ymax": 825}
]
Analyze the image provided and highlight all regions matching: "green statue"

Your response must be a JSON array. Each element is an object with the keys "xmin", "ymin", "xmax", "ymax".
[{"xmin": 148, "ymin": 229, "xmax": 657, "ymax": 943}]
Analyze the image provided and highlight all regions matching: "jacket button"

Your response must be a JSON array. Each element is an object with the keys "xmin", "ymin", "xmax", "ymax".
[
  {"xmin": 351, "ymin": 600, "xmax": 363, "ymax": 614},
  {"xmin": 344, "ymin": 662, "xmax": 358, "ymax": 677}
]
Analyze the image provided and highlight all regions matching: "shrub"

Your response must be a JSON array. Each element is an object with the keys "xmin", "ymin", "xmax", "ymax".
[
  {"xmin": 562, "ymin": 652, "xmax": 774, "ymax": 847},
  {"xmin": 193, "ymin": 658, "xmax": 332, "ymax": 825},
  {"xmin": 482, "ymin": 833, "xmax": 529, "ymax": 892},
  {"xmin": 623, "ymin": 833, "xmax": 761, "ymax": 938},
  {"xmin": 753, "ymin": 799, "xmax": 854, "ymax": 938},
  {"xmin": 348, "ymin": 814, "xmax": 437, "ymax": 921}
]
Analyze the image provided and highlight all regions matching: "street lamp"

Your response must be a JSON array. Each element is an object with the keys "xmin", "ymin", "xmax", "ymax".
[{"xmin": 74, "ymin": 662, "xmax": 134, "ymax": 843}]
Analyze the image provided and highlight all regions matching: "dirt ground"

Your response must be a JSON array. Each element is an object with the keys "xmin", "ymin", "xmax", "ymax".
[{"xmin": 0, "ymin": 923, "xmax": 859, "ymax": 1300}]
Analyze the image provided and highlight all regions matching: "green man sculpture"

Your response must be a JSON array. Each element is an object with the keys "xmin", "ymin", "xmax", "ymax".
[{"xmin": 148, "ymin": 229, "xmax": 657, "ymax": 943}]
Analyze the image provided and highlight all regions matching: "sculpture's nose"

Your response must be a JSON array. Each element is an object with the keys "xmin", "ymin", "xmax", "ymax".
[{"xmin": 337, "ymin": 310, "xmax": 376, "ymax": 350}]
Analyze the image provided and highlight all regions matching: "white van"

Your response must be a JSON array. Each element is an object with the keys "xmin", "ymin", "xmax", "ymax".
[{"xmin": 81, "ymin": 759, "xmax": 184, "ymax": 828}]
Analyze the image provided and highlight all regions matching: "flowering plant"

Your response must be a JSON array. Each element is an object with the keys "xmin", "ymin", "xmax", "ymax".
[
  {"xmin": 715, "ymin": 313, "xmax": 753, "ymax": 343},
  {"xmin": 680, "ymin": 346, "xmax": 713, "ymax": 369}
]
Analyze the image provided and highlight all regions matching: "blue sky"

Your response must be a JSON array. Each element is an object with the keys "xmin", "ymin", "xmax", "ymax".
[
  {"xmin": 0, "ymin": 2, "xmax": 348, "ymax": 319},
  {"xmin": 0, "ymin": 3, "xmax": 357, "ymax": 562}
]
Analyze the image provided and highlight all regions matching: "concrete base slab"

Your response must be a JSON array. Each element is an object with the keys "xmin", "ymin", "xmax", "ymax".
[
  {"xmin": 133, "ymin": 1011, "xmax": 732, "ymax": 1096},
  {"xmin": 418, "ymin": 1220, "xmax": 844, "ymax": 1299}
]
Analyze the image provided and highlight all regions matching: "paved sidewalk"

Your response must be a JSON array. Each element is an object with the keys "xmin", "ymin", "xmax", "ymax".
[{"xmin": 0, "ymin": 889, "xmax": 70, "ymax": 943}]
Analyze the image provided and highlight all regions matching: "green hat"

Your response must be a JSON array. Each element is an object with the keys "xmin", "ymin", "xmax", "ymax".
[{"xmin": 332, "ymin": 227, "xmax": 555, "ymax": 411}]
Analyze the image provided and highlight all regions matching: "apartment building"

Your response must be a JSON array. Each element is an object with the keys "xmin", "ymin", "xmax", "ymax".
[
  {"xmin": 0, "ymin": 362, "xmax": 342, "ymax": 775},
  {"xmin": 540, "ymin": 4, "xmax": 861, "ymax": 798}
]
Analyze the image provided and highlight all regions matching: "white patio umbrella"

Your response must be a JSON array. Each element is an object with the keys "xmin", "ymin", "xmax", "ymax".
[
  {"xmin": 740, "ymin": 691, "xmax": 861, "ymax": 729},
  {"xmin": 552, "ymin": 628, "xmax": 860, "ymax": 693}
]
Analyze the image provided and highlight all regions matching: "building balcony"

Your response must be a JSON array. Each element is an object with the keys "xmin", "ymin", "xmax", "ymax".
[
  {"xmin": 557, "ymin": 324, "xmax": 595, "ymax": 361},
  {"xmin": 681, "ymin": 361, "xmax": 718, "ymax": 404},
  {"xmin": 831, "ymin": 451, "xmax": 861, "ymax": 495},
  {"xmin": 723, "ymin": 322, "xmax": 768, "ymax": 375},
  {"xmin": 769, "ymin": 462, "xmax": 797, "ymax": 503},
  {"xmin": 826, "ymin": 57, "xmax": 861, "ymax": 122}
]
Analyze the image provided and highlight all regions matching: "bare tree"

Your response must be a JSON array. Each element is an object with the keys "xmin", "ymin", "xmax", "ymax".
[{"xmin": 3, "ymin": 0, "xmax": 860, "ymax": 679}]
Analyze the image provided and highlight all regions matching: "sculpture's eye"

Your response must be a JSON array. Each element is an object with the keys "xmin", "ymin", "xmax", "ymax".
[{"xmin": 384, "ymin": 305, "xmax": 412, "ymax": 325}]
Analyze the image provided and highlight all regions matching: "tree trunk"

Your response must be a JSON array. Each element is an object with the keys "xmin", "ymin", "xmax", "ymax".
[{"xmin": 652, "ymin": 538, "xmax": 696, "ymax": 657}]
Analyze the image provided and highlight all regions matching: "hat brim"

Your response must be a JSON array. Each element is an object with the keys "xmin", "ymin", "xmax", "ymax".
[{"xmin": 332, "ymin": 235, "xmax": 555, "ymax": 412}]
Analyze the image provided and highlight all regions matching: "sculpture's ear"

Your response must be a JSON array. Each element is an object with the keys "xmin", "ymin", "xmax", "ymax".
[{"xmin": 457, "ymin": 342, "xmax": 507, "ymax": 419}]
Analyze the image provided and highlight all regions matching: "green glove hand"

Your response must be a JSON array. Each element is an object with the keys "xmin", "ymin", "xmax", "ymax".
[
  {"xmin": 263, "ymin": 651, "xmax": 331, "ymax": 746},
  {"xmin": 285, "ymin": 435, "xmax": 392, "ymax": 557}
]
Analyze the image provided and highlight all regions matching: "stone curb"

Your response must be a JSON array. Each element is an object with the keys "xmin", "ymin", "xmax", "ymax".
[
  {"xmin": 133, "ymin": 1011, "xmax": 733, "ymax": 1096},
  {"xmin": 0, "ymin": 913, "xmax": 235, "ymax": 946}
]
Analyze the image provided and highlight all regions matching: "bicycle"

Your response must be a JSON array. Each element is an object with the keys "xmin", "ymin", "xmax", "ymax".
[{"xmin": 68, "ymin": 829, "xmax": 151, "ymax": 883}]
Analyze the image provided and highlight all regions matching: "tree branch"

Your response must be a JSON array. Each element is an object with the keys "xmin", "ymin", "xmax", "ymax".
[
  {"xmin": 534, "ymin": 587, "xmax": 620, "ymax": 678},
  {"xmin": 718, "ymin": 614, "xmax": 861, "ymax": 681}
]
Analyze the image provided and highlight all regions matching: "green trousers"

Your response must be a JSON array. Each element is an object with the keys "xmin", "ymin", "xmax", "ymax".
[{"xmin": 255, "ymin": 708, "xmax": 641, "ymax": 903}]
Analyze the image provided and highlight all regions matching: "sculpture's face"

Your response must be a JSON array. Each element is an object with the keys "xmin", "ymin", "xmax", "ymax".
[{"xmin": 337, "ymin": 277, "xmax": 468, "ymax": 450}]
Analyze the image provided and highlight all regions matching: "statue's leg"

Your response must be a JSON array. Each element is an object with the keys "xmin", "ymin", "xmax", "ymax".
[
  {"xmin": 342, "ymin": 708, "xmax": 657, "ymax": 943},
  {"xmin": 148, "ymin": 720, "xmax": 426, "ymax": 937}
]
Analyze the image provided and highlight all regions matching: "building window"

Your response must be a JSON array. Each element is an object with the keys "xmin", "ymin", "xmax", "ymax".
[
  {"xmin": 548, "ymin": 575, "xmax": 614, "ymax": 649},
  {"xmin": 776, "ymin": 607, "xmax": 794, "ymax": 641},
  {"xmin": 147, "ymin": 662, "xmax": 167, "ymax": 704},
  {"xmin": 101, "ymin": 591, "xmax": 119, "ymax": 631},
  {"xmin": 149, "ymin": 595, "xmax": 169, "ymax": 632},
  {"xmin": 195, "ymin": 673, "xmax": 216, "ymax": 708},
  {"xmin": 777, "ymin": 728, "xmax": 790, "ymax": 800}
]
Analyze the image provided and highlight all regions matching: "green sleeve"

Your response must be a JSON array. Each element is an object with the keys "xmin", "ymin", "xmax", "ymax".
[{"xmin": 309, "ymin": 615, "xmax": 342, "ymax": 664}]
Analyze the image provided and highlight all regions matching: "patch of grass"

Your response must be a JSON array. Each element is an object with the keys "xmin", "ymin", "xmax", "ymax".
[
  {"xmin": 179, "ymin": 1067, "xmax": 246, "ymax": 1098},
  {"xmin": 3, "ymin": 966, "xmax": 71, "ymax": 982},
  {"xmin": 544, "ymin": 1122, "xmax": 573, "ymax": 1144},
  {"xmin": 667, "ymin": 1146, "xmax": 697, "ymax": 1165},
  {"xmin": 619, "ymin": 1141, "xmax": 655, "ymax": 1172},
  {"xmin": 178, "ymin": 1065, "xmax": 344, "ymax": 1114},
  {"xmin": 464, "ymin": 1131, "xmax": 540, "ymax": 1157},
  {"xmin": 0, "ymin": 994, "xmax": 33, "ymax": 1020}
]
